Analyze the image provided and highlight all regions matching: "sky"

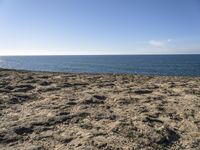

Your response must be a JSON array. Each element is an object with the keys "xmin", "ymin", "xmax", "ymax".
[{"xmin": 0, "ymin": 0, "xmax": 200, "ymax": 55}]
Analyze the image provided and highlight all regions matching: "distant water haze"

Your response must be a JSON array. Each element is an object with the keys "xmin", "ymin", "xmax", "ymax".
[{"xmin": 0, "ymin": 55, "xmax": 200, "ymax": 76}]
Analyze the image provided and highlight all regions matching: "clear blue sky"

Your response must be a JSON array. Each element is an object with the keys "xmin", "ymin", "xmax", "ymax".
[{"xmin": 0, "ymin": 0, "xmax": 200, "ymax": 55}]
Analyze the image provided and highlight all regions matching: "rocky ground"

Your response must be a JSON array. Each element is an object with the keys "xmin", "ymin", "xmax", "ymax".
[{"xmin": 0, "ymin": 69, "xmax": 200, "ymax": 150}]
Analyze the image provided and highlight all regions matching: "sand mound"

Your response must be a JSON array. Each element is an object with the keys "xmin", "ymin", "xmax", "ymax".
[{"xmin": 0, "ymin": 69, "xmax": 200, "ymax": 149}]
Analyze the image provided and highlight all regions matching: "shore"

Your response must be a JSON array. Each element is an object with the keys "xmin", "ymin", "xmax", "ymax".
[{"xmin": 0, "ymin": 69, "xmax": 200, "ymax": 149}]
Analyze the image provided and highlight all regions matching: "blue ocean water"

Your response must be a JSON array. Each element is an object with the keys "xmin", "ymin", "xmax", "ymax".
[{"xmin": 0, "ymin": 55, "xmax": 200, "ymax": 76}]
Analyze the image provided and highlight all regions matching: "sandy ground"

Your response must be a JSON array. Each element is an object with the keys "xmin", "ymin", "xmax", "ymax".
[{"xmin": 0, "ymin": 69, "xmax": 200, "ymax": 150}]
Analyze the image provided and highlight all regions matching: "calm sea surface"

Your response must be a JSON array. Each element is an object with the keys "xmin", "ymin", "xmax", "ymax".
[{"xmin": 0, "ymin": 55, "xmax": 200, "ymax": 76}]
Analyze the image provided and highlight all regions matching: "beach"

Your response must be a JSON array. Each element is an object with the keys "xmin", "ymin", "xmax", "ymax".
[{"xmin": 0, "ymin": 68, "xmax": 200, "ymax": 149}]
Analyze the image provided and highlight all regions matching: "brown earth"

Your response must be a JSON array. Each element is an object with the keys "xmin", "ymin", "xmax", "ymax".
[{"xmin": 0, "ymin": 69, "xmax": 200, "ymax": 150}]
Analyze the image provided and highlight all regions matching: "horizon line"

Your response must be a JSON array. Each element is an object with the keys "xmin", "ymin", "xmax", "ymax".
[{"xmin": 0, "ymin": 53, "xmax": 200, "ymax": 56}]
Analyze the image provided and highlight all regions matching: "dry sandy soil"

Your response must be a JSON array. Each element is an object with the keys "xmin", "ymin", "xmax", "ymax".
[{"xmin": 0, "ymin": 69, "xmax": 200, "ymax": 150}]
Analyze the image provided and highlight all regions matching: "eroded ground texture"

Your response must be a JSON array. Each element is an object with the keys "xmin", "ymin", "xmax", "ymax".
[{"xmin": 0, "ymin": 69, "xmax": 200, "ymax": 150}]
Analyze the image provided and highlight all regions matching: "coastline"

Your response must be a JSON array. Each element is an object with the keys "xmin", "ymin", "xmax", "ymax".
[
  {"xmin": 0, "ymin": 69, "xmax": 200, "ymax": 149},
  {"xmin": 1, "ymin": 67, "xmax": 200, "ymax": 78}
]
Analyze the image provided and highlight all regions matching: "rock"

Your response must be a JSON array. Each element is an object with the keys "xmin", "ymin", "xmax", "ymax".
[
  {"xmin": 0, "ymin": 131, "xmax": 19, "ymax": 144},
  {"xmin": 37, "ymin": 86, "xmax": 60, "ymax": 92},
  {"xmin": 58, "ymin": 112, "xmax": 70, "ymax": 116},
  {"xmin": 70, "ymin": 112, "xmax": 90, "ymax": 124},
  {"xmin": 5, "ymin": 86, "xmax": 14, "ymax": 90},
  {"xmin": 60, "ymin": 83, "xmax": 73, "ymax": 88},
  {"xmin": 39, "ymin": 81, "xmax": 52, "ymax": 86},
  {"xmin": 73, "ymin": 82, "xmax": 89, "ymax": 87},
  {"xmin": 12, "ymin": 84, "xmax": 35, "ymax": 92},
  {"xmin": 134, "ymin": 89, "xmax": 153, "ymax": 94},
  {"xmin": 0, "ymin": 89, "xmax": 10, "ymax": 93},
  {"xmin": 66, "ymin": 101, "xmax": 77, "ymax": 105},
  {"xmin": 156, "ymin": 127, "xmax": 180, "ymax": 147},
  {"xmin": 142, "ymin": 116, "xmax": 163, "ymax": 124},
  {"xmin": 79, "ymin": 121, "xmax": 93, "ymax": 129},
  {"xmin": 93, "ymin": 95, "xmax": 106, "ymax": 100},
  {"xmin": 14, "ymin": 126, "xmax": 33, "ymax": 135},
  {"xmin": 81, "ymin": 95, "xmax": 106, "ymax": 104},
  {"xmin": 9, "ymin": 93, "xmax": 37, "ymax": 104},
  {"xmin": 98, "ymin": 83, "xmax": 115, "ymax": 87}
]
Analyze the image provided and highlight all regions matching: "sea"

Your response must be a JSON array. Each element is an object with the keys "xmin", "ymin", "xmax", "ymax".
[{"xmin": 0, "ymin": 55, "xmax": 200, "ymax": 76}]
